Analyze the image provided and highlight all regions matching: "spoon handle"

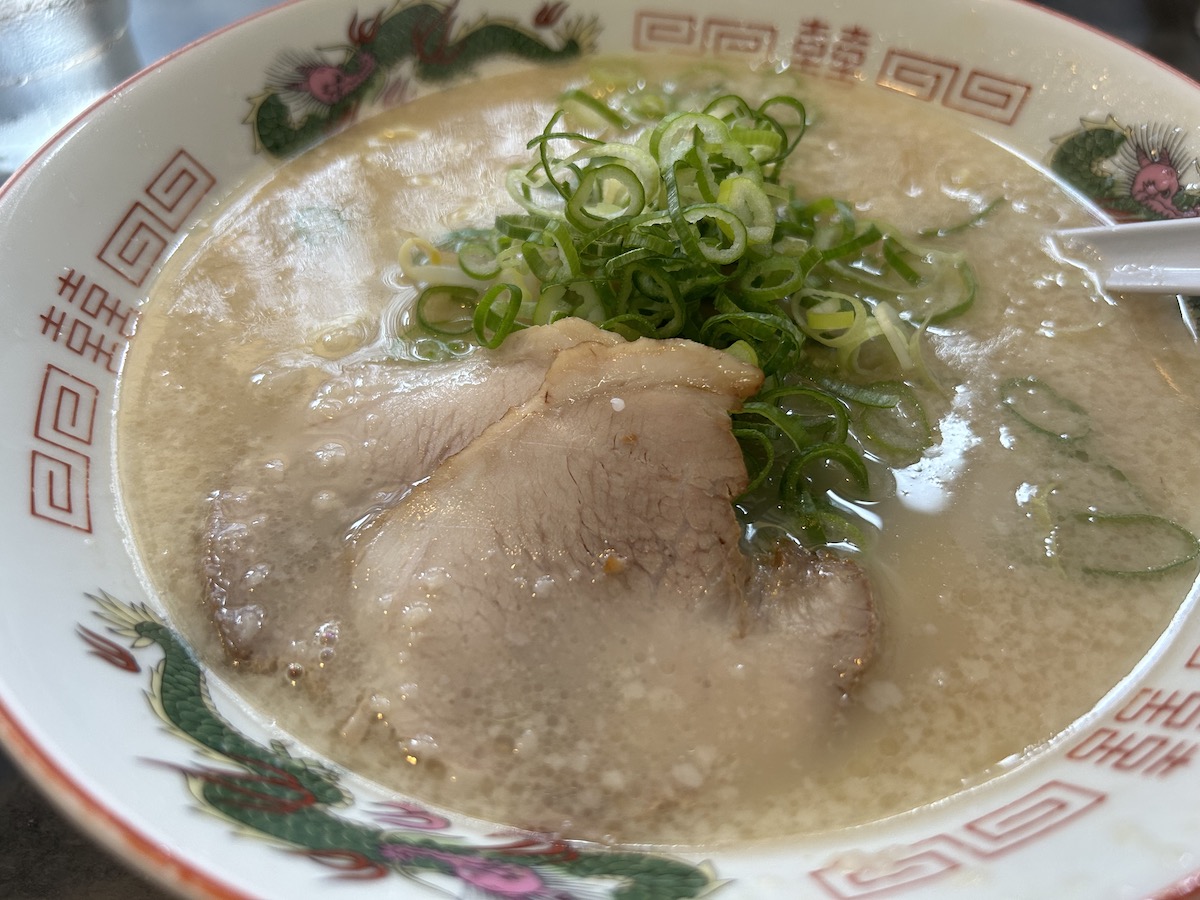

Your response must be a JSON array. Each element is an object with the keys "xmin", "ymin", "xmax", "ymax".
[{"xmin": 1053, "ymin": 218, "xmax": 1200, "ymax": 295}]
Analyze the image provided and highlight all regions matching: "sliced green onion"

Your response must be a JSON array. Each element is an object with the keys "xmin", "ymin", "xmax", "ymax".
[
  {"xmin": 566, "ymin": 163, "xmax": 648, "ymax": 229},
  {"xmin": 856, "ymin": 381, "xmax": 933, "ymax": 466},
  {"xmin": 899, "ymin": 252, "xmax": 977, "ymax": 324},
  {"xmin": 560, "ymin": 88, "xmax": 630, "ymax": 129},
  {"xmin": 473, "ymin": 283, "xmax": 525, "ymax": 348},
  {"xmin": 810, "ymin": 374, "xmax": 904, "ymax": 409},
  {"xmin": 733, "ymin": 426, "xmax": 775, "ymax": 495},
  {"xmin": 788, "ymin": 441, "xmax": 870, "ymax": 493},
  {"xmin": 756, "ymin": 95, "xmax": 807, "ymax": 162},
  {"xmin": 873, "ymin": 301, "xmax": 915, "ymax": 371},
  {"xmin": 457, "ymin": 240, "xmax": 502, "ymax": 280},
  {"xmin": 390, "ymin": 70, "xmax": 994, "ymax": 555},
  {"xmin": 735, "ymin": 400, "xmax": 812, "ymax": 453},
  {"xmin": 698, "ymin": 311, "xmax": 804, "ymax": 376},
  {"xmin": 415, "ymin": 285, "xmax": 477, "ymax": 336},
  {"xmin": 757, "ymin": 384, "xmax": 850, "ymax": 440},
  {"xmin": 716, "ymin": 175, "xmax": 775, "ymax": 245},
  {"xmin": 1001, "ymin": 376, "xmax": 1091, "ymax": 442},
  {"xmin": 1051, "ymin": 512, "xmax": 1200, "ymax": 577},
  {"xmin": 919, "ymin": 196, "xmax": 1006, "ymax": 238},
  {"xmin": 738, "ymin": 255, "xmax": 808, "ymax": 305},
  {"xmin": 882, "ymin": 236, "xmax": 923, "ymax": 286},
  {"xmin": 683, "ymin": 203, "xmax": 749, "ymax": 265}
]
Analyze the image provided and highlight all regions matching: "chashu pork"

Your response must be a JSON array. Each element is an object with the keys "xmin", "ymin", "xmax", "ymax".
[
  {"xmin": 203, "ymin": 318, "xmax": 622, "ymax": 668},
  {"xmin": 337, "ymin": 327, "xmax": 879, "ymax": 837}
]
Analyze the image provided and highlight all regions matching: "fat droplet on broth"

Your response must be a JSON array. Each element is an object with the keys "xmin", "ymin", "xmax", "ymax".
[
  {"xmin": 312, "ymin": 441, "xmax": 348, "ymax": 467},
  {"xmin": 403, "ymin": 732, "xmax": 439, "ymax": 760},
  {"xmin": 312, "ymin": 489, "xmax": 339, "ymax": 511},
  {"xmin": 415, "ymin": 567, "xmax": 450, "ymax": 593},
  {"xmin": 514, "ymin": 728, "xmax": 539, "ymax": 755},
  {"xmin": 310, "ymin": 315, "xmax": 373, "ymax": 359},
  {"xmin": 261, "ymin": 457, "xmax": 287, "ymax": 480},
  {"xmin": 215, "ymin": 604, "xmax": 264, "ymax": 645},
  {"xmin": 400, "ymin": 600, "xmax": 432, "ymax": 626},
  {"xmin": 242, "ymin": 563, "xmax": 269, "ymax": 587},
  {"xmin": 396, "ymin": 682, "xmax": 418, "ymax": 702}
]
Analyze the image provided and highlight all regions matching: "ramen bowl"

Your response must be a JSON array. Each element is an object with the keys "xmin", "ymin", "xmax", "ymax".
[{"xmin": 1, "ymin": 0, "xmax": 1200, "ymax": 896}]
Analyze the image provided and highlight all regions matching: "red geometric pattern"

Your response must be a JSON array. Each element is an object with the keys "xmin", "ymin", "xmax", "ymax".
[
  {"xmin": 811, "ymin": 839, "xmax": 964, "ymax": 898},
  {"xmin": 630, "ymin": 11, "xmax": 875, "ymax": 79},
  {"xmin": 1116, "ymin": 688, "xmax": 1200, "ymax": 729},
  {"xmin": 34, "ymin": 365, "xmax": 98, "ymax": 451},
  {"xmin": 701, "ymin": 19, "xmax": 777, "ymax": 59},
  {"xmin": 943, "ymin": 69, "xmax": 1031, "ymax": 124},
  {"xmin": 98, "ymin": 148, "xmax": 215, "ymax": 287},
  {"xmin": 809, "ymin": 781, "xmax": 1104, "ymax": 898},
  {"xmin": 876, "ymin": 49, "xmax": 1030, "ymax": 125},
  {"xmin": 28, "ymin": 150, "xmax": 211, "ymax": 532},
  {"xmin": 143, "ymin": 149, "xmax": 216, "ymax": 230},
  {"xmin": 30, "ymin": 446, "xmax": 91, "ymax": 533},
  {"xmin": 877, "ymin": 49, "xmax": 960, "ymax": 102},
  {"xmin": 629, "ymin": 11, "xmax": 1030, "ymax": 124},
  {"xmin": 632, "ymin": 12, "xmax": 697, "ymax": 52},
  {"xmin": 1066, "ymin": 666, "xmax": 1200, "ymax": 780},
  {"xmin": 959, "ymin": 781, "xmax": 1104, "ymax": 855},
  {"xmin": 97, "ymin": 203, "xmax": 172, "ymax": 288},
  {"xmin": 1187, "ymin": 645, "xmax": 1200, "ymax": 670},
  {"xmin": 29, "ymin": 364, "xmax": 99, "ymax": 532},
  {"xmin": 1068, "ymin": 728, "xmax": 1197, "ymax": 777}
]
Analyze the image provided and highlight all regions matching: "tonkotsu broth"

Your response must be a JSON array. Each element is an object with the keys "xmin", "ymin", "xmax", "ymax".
[{"xmin": 117, "ymin": 61, "xmax": 1200, "ymax": 844}]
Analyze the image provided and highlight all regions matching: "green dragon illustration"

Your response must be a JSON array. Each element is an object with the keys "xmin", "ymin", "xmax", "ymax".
[
  {"xmin": 248, "ymin": 0, "xmax": 599, "ymax": 158},
  {"xmin": 82, "ymin": 591, "xmax": 720, "ymax": 899},
  {"xmin": 1049, "ymin": 116, "xmax": 1200, "ymax": 328},
  {"xmin": 1049, "ymin": 116, "xmax": 1200, "ymax": 221}
]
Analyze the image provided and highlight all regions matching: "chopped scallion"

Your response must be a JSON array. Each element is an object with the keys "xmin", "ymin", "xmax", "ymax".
[{"xmin": 393, "ymin": 70, "xmax": 986, "ymax": 552}]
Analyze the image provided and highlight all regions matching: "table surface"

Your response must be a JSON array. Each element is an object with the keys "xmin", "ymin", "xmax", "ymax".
[{"xmin": 1, "ymin": 0, "xmax": 1199, "ymax": 897}]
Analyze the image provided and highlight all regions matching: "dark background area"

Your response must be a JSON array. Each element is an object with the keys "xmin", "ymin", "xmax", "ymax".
[
  {"xmin": 1056, "ymin": 0, "xmax": 1200, "ymax": 78},
  {"xmin": 1, "ymin": 1, "xmax": 1198, "ymax": 897}
]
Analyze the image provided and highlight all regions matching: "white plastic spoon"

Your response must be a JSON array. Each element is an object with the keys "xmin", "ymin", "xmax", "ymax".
[{"xmin": 1053, "ymin": 217, "xmax": 1200, "ymax": 295}]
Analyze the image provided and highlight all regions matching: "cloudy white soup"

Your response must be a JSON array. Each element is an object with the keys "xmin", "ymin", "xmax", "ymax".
[{"xmin": 117, "ymin": 60, "xmax": 1200, "ymax": 845}]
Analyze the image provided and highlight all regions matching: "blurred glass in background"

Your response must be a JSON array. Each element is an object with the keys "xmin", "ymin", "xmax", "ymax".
[{"xmin": 0, "ymin": 0, "xmax": 141, "ymax": 178}]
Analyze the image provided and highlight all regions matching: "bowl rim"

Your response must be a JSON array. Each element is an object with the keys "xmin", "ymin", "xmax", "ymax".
[{"xmin": 3, "ymin": 0, "xmax": 1200, "ymax": 898}]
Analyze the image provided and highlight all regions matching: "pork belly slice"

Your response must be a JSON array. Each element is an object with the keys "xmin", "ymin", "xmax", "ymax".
[
  {"xmin": 343, "ymin": 334, "xmax": 878, "ymax": 837},
  {"xmin": 203, "ymin": 318, "xmax": 621, "ymax": 669}
]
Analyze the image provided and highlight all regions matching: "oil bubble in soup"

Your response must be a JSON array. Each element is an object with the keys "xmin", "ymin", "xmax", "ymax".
[{"xmin": 116, "ymin": 59, "xmax": 1200, "ymax": 845}]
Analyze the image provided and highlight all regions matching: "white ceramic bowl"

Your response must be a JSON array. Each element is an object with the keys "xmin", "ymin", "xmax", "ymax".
[{"xmin": 2, "ymin": 0, "xmax": 1200, "ymax": 897}]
